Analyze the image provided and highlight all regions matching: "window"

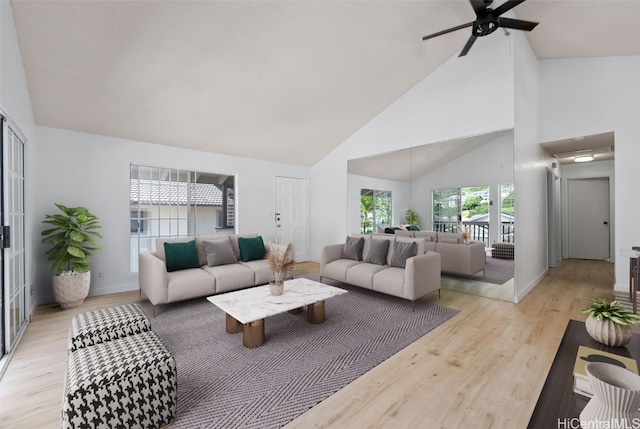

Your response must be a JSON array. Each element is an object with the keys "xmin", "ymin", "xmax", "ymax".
[
  {"xmin": 500, "ymin": 184, "xmax": 515, "ymax": 243},
  {"xmin": 130, "ymin": 165, "xmax": 235, "ymax": 271},
  {"xmin": 433, "ymin": 186, "xmax": 490, "ymax": 245},
  {"xmin": 360, "ymin": 189, "xmax": 391, "ymax": 234}
]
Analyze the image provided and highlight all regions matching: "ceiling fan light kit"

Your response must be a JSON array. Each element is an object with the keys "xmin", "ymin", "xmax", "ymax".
[{"xmin": 422, "ymin": 0, "xmax": 539, "ymax": 57}]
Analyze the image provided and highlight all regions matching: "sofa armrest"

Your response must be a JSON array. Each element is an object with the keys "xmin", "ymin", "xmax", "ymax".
[
  {"xmin": 320, "ymin": 244, "xmax": 344, "ymax": 274},
  {"xmin": 468, "ymin": 242, "xmax": 486, "ymax": 275},
  {"xmin": 404, "ymin": 251, "xmax": 441, "ymax": 300},
  {"xmin": 139, "ymin": 252, "xmax": 169, "ymax": 306}
]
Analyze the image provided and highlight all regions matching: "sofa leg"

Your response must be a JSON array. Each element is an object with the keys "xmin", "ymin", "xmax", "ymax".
[
  {"xmin": 319, "ymin": 276, "xmax": 323, "ymax": 283},
  {"xmin": 438, "ymin": 289, "xmax": 441, "ymax": 299},
  {"xmin": 412, "ymin": 300, "xmax": 415, "ymax": 312},
  {"xmin": 153, "ymin": 305, "xmax": 157, "ymax": 318}
]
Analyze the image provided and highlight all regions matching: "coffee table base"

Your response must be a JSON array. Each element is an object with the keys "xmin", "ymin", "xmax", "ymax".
[
  {"xmin": 307, "ymin": 300, "xmax": 325, "ymax": 324},
  {"xmin": 243, "ymin": 319, "xmax": 265, "ymax": 348},
  {"xmin": 225, "ymin": 313, "xmax": 243, "ymax": 334},
  {"xmin": 224, "ymin": 300, "xmax": 326, "ymax": 348}
]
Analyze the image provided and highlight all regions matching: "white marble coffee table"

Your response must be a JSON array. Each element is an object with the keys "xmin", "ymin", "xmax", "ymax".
[{"xmin": 207, "ymin": 277, "xmax": 347, "ymax": 348}]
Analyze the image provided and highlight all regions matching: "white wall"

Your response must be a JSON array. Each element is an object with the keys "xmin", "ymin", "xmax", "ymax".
[
  {"xmin": 539, "ymin": 56, "xmax": 640, "ymax": 293},
  {"xmin": 411, "ymin": 132, "xmax": 514, "ymax": 244},
  {"xmin": 311, "ymin": 35, "xmax": 515, "ymax": 261},
  {"xmin": 1, "ymin": 1, "xmax": 38, "ymax": 316},
  {"xmin": 512, "ymin": 29, "xmax": 553, "ymax": 302},
  {"xmin": 34, "ymin": 126, "xmax": 309, "ymax": 304},
  {"xmin": 346, "ymin": 174, "xmax": 410, "ymax": 234},
  {"xmin": 560, "ymin": 160, "xmax": 615, "ymax": 262}
]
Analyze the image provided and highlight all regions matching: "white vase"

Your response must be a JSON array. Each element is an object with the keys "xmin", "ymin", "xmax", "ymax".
[
  {"xmin": 580, "ymin": 362, "xmax": 640, "ymax": 429},
  {"xmin": 585, "ymin": 314, "xmax": 633, "ymax": 347},
  {"xmin": 269, "ymin": 280, "xmax": 284, "ymax": 296},
  {"xmin": 52, "ymin": 271, "xmax": 91, "ymax": 308}
]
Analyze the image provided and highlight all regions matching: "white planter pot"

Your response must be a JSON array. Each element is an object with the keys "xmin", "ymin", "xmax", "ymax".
[
  {"xmin": 52, "ymin": 271, "xmax": 91, "ymax": 309},
  {"xmin": 585, "ymin": 314, "xmax": 633, "ymax": 347}
]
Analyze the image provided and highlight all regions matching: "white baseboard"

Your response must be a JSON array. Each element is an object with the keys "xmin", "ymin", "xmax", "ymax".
[{"xmin": 514, "ymin": 268, "xmax": 548, "ymax": 303}]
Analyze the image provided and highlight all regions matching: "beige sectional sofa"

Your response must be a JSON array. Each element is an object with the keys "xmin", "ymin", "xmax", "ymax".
[
  {"xmin": 320, "ymin": 234, "xmax": 441, "ymax": 305},
  {"xmin": 412, "ymin": 231, "xmax": 486, "ymax": 277},
  {"xmin": 139, "ymin": 234, "xmax": 285, "ymax": 315}
]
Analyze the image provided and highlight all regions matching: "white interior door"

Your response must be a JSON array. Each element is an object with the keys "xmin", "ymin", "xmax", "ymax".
[
  {"xmin": 275, "ymin": 176, "xmax": 309, "ymax": 262},
  {"xmin": 568, "ymin": 178, "xmax": 610, "ymax": 260}
]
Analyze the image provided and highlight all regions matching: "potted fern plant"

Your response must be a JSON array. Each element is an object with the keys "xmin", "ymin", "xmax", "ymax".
[
  {"xmin": 41, "ymin": 203, "xmax": 102, "ymax": 308},
  {"xmin": 583, "ymin": 298, "xmax": 640, "ymax": 347}
]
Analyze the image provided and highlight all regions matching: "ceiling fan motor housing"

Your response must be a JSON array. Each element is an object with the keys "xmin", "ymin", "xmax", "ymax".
[{"xmin": 473, "ymin": 14, "xmax": 500, "ymax": 37}]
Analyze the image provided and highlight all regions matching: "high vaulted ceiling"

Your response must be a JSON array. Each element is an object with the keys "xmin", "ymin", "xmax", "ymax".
[{"xmin": 11, "ymin": 1, "xmax": 640, "ymax": 167}]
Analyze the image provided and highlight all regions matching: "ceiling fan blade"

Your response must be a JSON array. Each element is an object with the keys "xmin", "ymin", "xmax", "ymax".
[
  {"xmin": 459, "ymin": 35, "xmax": 478, "ymax": 57},
  {"xmin": 469, "ymin": 0, "xmax": 487, "ymax": 17},
  {"xmin": 499, "ymin": 17, "xmax": 538, "ymax": 31},
  {"xmin": 493, "ymin": 0, "xmax": 527, "ymax": 16},
  {"xmin": 422, "ymin": 22, "xmax": 474, "ymax": 41}
]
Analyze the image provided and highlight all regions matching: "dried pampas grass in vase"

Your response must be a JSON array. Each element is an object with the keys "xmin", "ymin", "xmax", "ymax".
[{"xmin": 267, "ymin": 243, "xmax": 294, "ymax": 295}]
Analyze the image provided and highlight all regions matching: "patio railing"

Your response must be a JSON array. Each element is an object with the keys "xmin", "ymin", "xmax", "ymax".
[{"xmin": 432, "ymin": 221, "xmax": 514, "ymax": 245}]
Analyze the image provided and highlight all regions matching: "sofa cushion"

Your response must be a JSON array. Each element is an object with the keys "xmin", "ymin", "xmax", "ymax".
[
  {"xmin": 166, "ymin": 268, "xmax": 216, "ymax": 302},
  {"xmin": 164, "ymin": 240, "xmax": 200, "ymax": 272},
  {"xmin": 238, "ymin": 236, "xmax": 266, "ymax": 262},
  {"xmin": 155, "ymin": 236, "xmax": 196, "ymax": 263},
  {"xmin": 390, "ymin": 241, "xmax": 417, "ymax": 268},
  {"xmin": 344, "ymin": 236, "xmax": 365, "ymax": 261},
  {"xmin": 414, "ymin": 231, "xmax": 437, "ymax": 242},
  {"xmin": 437, "ymin": 232, "xmax": 464, "ymax": 243},
  {"xmin": 240, "ymin": 259, "xmax": 272, "ymax": 285},
  {"xmin": 196, "ymin": 235, "xmax": 231, "ymax": 266},
  {"xmin": 229, "ymin": 233, "xmax": 258, "ymax": 260},
  {"xmin": 203, "ymin": 263, "xmax": 256, "ymax": 293},
  {"xmin": 203, "ymin": 239, "xmax": 237, "ymax": 266},
  {"xmin": 364, "ymin": 238, "xmax": 389, "ymax": 265},
  {"xmin": 346, "ymin": 263, "xmax": 387, "ymax": 289},
  {"xmin": 393, "ymin": 230, "xmax": 412, "ymax": 237},
  {"xmin": 323, "ymin": 259, "xmax": 361, "ymax": 283},
  {"xmin": 396, "ymin": 236, "xmax": 426, "ymax": 255},
  {"xmin": 372, "ymin": 267, "xmax": 405, "ymax": 298},
  {"xmin": 372, "ymin": 234, "xmax": 396, "ymax": 265}
]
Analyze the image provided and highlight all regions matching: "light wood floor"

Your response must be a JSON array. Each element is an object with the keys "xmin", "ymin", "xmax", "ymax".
[{"xmin": 0, "ymin": 259, "xmax": 620, "ymax": 428}]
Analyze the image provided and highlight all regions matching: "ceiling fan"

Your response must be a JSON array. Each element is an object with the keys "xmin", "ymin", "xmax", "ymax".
[{"xmin": 422, "ymin": 0, "xmax": 538, "ymax": 57}]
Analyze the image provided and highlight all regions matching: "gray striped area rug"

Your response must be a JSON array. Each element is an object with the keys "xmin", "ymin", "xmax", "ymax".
[{"xmin": 143, "ymin": 275, "xmax": 458, "ymax": 428}]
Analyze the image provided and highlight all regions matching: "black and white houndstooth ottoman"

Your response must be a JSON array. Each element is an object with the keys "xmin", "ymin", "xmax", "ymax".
[
  {"xmin": 62, "ymin": 330, "xmax": 177, "ymax": 428},
  {"xmin": 68, "ymin": 303, "xmax": 151, "ymax": 352},
  {"xmin": 492, "ymin": 242, "xmax": 515, "ymax": 260}
]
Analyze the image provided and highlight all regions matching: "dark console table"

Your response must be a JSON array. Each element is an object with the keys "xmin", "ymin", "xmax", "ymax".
[{"xmin": 528, "ymin": 319, "xmax": 640, "ymax": 428}]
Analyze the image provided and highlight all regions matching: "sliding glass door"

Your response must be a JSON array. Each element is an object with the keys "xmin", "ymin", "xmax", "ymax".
[
  {"xmin": 1, "ymin": 122, "xmax": 26, "ymax": 356},
  {"xmin": 433, "ymin": 186, "xmax": 490, "ymax": 245},
  {"xmin": 360, "ymin": 189, "xmax": 391, "ymax": 234}
]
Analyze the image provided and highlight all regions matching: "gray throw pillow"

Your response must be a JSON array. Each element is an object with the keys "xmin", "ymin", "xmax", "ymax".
[
  {"xmin": 364, "ymin": 239, "xmax": 389, "ymax": 265},
  {"xmin": 391, "ymin": 241, "xmax": 417, "ymax": 268},
  {"xmin": 344, "ymin": 236, "xmax": 365, "ymax": 261},
  {"xmin": 203, "ymin": 239, "xmax": 237, "ymax": 266}
]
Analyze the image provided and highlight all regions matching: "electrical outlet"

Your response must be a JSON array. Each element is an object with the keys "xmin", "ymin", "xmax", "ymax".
[{"xmin": 97, "ymin": 271, "xmax": 104, "ymax": 280}]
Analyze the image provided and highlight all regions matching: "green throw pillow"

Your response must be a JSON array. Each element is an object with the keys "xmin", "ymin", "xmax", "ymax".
[
  {"xmin": 164, "ymin": 240, "xmax": 200, "ymax": 272},
  {"xmin": 238, "ymin": 236, "xmax": 266, "ymax": 262}
]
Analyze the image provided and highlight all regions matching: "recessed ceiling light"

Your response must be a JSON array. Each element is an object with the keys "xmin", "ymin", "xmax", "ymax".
[{"xmin": 575, "ymin": 155, "xmax": 594, "ymax": 163}]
